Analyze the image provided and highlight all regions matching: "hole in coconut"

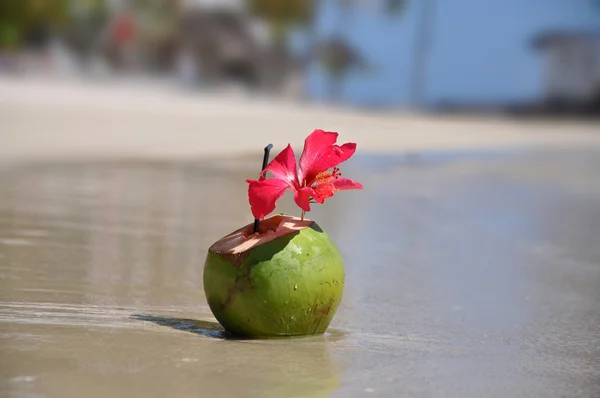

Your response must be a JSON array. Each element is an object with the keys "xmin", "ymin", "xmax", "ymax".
[{"xmin": 210, "ymin": 215, "xmax": 313, "ymax": 255}]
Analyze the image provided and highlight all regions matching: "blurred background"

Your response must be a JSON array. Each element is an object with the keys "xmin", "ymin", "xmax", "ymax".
[
  {"xmin": 1, "ymin": 0, "xmax": 599, "ymax": 114},
  {"xmin": 2, "ymin": 3, "xmax": 600, "ymax": 397}
]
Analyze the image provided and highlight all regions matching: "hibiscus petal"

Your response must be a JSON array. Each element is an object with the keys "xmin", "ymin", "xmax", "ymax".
[
  {"xmin": 263, "ymin": 144, "xmax": 298, "ymax": 185},
  {"xmin": 247, "ymin": 178, "xmax": 290, "ymax": 219},
  {"xmin": 333, "ymin": 178, "xmax": 364, "ymax": 190},
  {"xmin": 293, "ymin": 187, "xmax": 314, "ymax": 212},
  {"xmin": 298, "ymin": 130, "xmax": 337, "ymax": 179},
  {"xmin": 298, "ymin": 130, "xmax": 357, "ymax": 183},
  {"xmin": 317, "ymin": 142, "xmax": 356, "ymax": 170}
]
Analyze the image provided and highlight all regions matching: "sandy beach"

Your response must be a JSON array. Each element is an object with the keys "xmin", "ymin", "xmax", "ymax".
[{"xmin": 2, "ymin": 76, "xmax": 600, "ymax": 164}]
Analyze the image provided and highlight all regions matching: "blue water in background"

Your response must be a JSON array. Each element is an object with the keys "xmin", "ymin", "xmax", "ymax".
[{"xmin": 291, "ymin": 0, "xmax": 600, "ymax": 107}]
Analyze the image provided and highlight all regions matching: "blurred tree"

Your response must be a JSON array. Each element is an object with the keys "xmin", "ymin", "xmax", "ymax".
[
  {"xmin": 65, "ymin": 0, "xmax": 107, "ymax": 57},
  {"xmin": 245, "ymin": 0, "xmax": 318, "ymax": 93},
  {"xmin": 0, "ymin": 0, "xmax": 70, "ymax": 49},
  {"xmin": 247, "ymin": 0, "xmax": 315, "ymax": 43}
]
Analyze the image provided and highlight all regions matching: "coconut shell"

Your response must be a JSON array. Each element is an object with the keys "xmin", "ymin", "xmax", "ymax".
[{"xmin": 203, "ymin": 215, "xmax": 345, "ymax": 337}]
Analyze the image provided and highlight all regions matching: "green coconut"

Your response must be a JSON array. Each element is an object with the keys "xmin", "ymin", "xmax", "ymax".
[{"xmin": 203, "ymin": 214, "xmax": 345, "ymax": 338}]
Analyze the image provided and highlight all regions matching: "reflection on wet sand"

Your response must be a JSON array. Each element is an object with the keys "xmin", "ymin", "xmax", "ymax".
[{"xmin": 1, "ymin": 149, "xmax": 600, "ymax": 397}]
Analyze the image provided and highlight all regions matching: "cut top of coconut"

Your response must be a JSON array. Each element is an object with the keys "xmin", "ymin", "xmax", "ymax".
[{"xmin": 209, "ymin": 215, "xmax": 313, "ymax": 255}]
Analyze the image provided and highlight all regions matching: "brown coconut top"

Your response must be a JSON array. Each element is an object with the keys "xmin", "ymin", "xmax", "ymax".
[{"xmin": 209, "ymin": 215, "xmax": 313, "ymax": 255}]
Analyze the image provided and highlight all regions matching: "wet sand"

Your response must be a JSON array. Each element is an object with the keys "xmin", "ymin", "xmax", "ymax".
[{"xmin": 1, "ymin": 147, "xmax": 600, "ymax": 397}]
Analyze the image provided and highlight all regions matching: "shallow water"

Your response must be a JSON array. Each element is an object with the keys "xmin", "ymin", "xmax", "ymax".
[{"xmin": 1, "ymin": 149, "xmax": 600, "ymax": 397}]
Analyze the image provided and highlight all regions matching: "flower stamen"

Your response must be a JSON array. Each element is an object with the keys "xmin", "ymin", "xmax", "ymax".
[{"xmin": 312, "ymin": 167, "xmax": 342, "ymax": 188}]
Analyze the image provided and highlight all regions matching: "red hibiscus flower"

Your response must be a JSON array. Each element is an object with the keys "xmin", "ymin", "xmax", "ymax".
[{"xmin": 247, "ymin": 129, "xmax": 363, "ymax": 220}]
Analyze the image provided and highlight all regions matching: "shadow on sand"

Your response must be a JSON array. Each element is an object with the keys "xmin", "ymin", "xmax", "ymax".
[
  {"xmin": 130, "ymin": 314, "xmax": 343, "ymax": 341},
  {"xmin": 130, "ymin": 314, "xmax": 242, "ymax": 340}
]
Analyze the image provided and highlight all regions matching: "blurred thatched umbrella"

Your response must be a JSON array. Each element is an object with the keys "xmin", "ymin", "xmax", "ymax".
[{"xmin": 310, "ymin": 0, "xmax": 402, "ymax": 103}]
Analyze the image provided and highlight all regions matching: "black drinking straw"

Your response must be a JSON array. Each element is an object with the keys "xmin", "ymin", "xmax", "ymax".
[{"xmin": 253, "ymin": 144, "xmax": 273, "ymax": 234}]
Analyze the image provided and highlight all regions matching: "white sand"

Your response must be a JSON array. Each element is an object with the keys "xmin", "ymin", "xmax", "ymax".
[{"xmin": 2, "ymin": 76, "xmax": 600, "ymax": 164}]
